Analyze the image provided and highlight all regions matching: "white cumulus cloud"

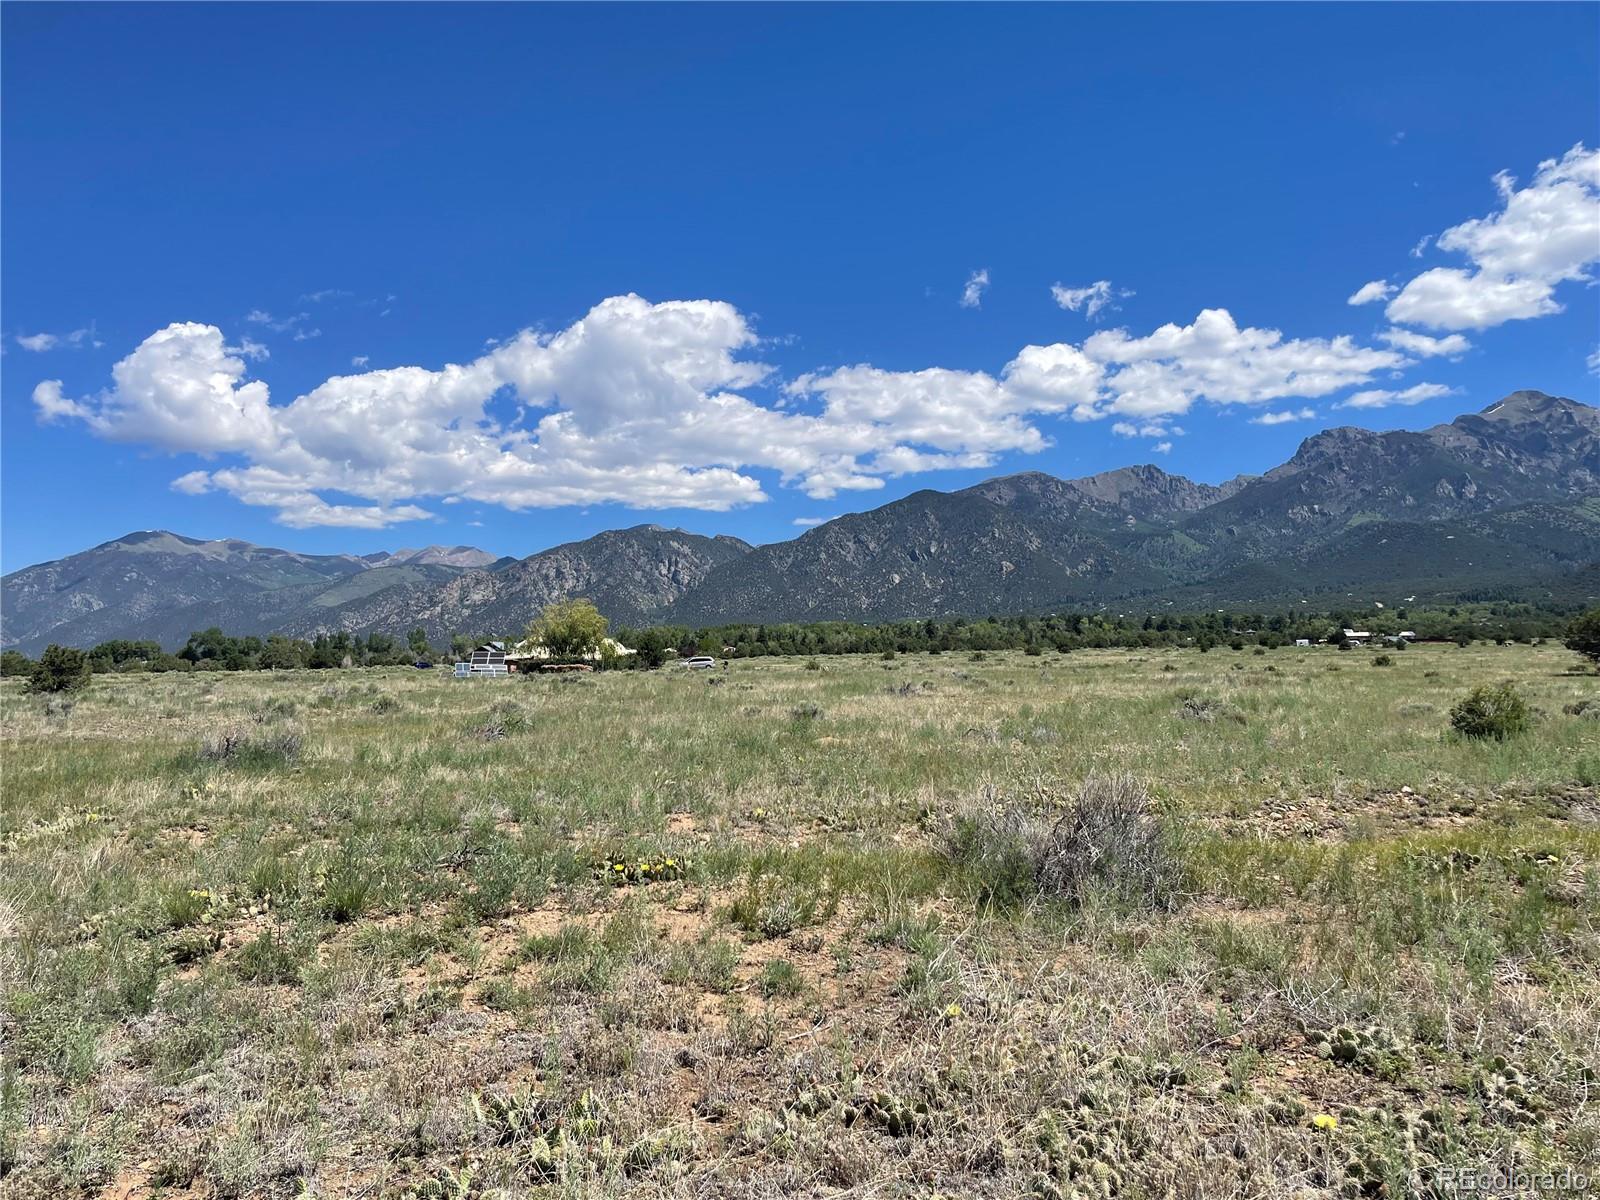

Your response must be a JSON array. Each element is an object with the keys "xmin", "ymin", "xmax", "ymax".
[
  {"xmin": 37, "ymin": 295, "xmax": 1426, "ymax": 528},
  {"xmin": 33, "ymin": 322, "xmax": 276, "ymax": 455},
  {"xmin": 1385, "ymin": 144, "xmax": 1600, "ymax": 330},
  {"xmin": 1079, "ymin": 308, "xmax": 1402, "ymax": 419}
]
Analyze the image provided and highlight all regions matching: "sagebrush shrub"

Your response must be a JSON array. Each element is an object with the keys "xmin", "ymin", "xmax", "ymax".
[
  {"xmin": 942, "ymin": 774, "xmax": 1185, "ymax": 911},
  {"xmin": 1449, "ymin": 682, "xmax": 1529, "ymax": 740}
]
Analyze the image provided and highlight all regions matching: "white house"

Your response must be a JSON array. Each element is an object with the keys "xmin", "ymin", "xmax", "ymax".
[
  {"xmin": 1343, "ymin": 629, "xmax": 1372, "ymax": 645},
  {"xmin": 505, "ymin": 637, "xmax": 635, "ymax": 668}
]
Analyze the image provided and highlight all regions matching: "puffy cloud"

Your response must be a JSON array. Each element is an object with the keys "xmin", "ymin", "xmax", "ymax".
[
  {"xmin": 1347, "ymin": 280, "xmax": 1394, "ymax": 305},
  {"xmin": 33, "ymin": 322, "xmax": 277, "ymax": 455},
  {"xmin": 1339, "ymin": 382, "xmax": 1456, "ymax": 409},
  {"xmin": 1376, "ymin": 328, "xmax": 1470, "ymax": 358},
  {"xmin": 351, "ymin": 355, "xmax": 369, "ymax": 368},
  {"xmin": 1151, "ymin": 441, "xmax": 1173, "ymax": 455},
  {"xmin": 1250, "ymin": 408, "xmax": 1317, "ymax": 425},
  {"xmin": 38, "ymin": 295, "xmax": 1420, "ymax": 528},
  {"xmin": 1079, "ymin": 308, "xmax": 1402, "ymax": 419},
  {"xmin": 1386, "ymin": 144, "xmax": 1600, "ymax": 330},
  {"xmin": 996, "ymin": 343, "xmax": 1102, "ymax": 418},
  {"xmin": 1051, "ymin": 280, "xmax": 1131, "ymax": 320},
  {"xmin": 959, "ymin": 269, "xmax": 989, "ymax": 309}
]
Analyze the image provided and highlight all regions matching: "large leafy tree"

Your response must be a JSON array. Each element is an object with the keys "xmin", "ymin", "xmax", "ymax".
[
  {"xmin": 1566, "ymin": 607, "xmax": 1600, "ymax": 671},
  {"xmin": 526, "ymin": 599, "xmax": 609, "ymax": 661}
]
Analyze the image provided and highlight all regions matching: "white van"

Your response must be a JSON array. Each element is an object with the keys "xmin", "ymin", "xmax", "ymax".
[{"xmin": 684, "ymin": 656, "xmax": 716, "ymax": 670}]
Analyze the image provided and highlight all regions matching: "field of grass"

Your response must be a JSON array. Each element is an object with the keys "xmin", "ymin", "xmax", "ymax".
[{"xmin": 3, "ymin": 642, "xmax": 1597, "ymax": 1198}]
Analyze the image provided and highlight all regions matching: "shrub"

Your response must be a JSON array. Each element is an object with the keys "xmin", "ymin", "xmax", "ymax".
[
  {"xmin": 1372, "ymin": 654, "xmax": 1393, "ymax": 667},
  {"xmin": 26, "ymin": 644, "xmax": 91, "ymax": 694},
  {"xmin": 1176, "ymin": 695, "xmax": 1246, "ymax": 725},
  {"xmin": 198, "ymin": 727, "xmax": 303, "ymax": 768},
  {"xmin": 942, "ymin": 774, "xmax": 1184, "ymax": 911},
  {"xmin": 1449, "ymin": 682, "xmax": 1530, "ymax": 741}
]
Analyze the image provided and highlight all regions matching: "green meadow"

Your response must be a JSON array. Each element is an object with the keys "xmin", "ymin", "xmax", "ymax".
[{"xmin": 2, "ymin": 642, "xmax": 1596, "ymax": 1198}]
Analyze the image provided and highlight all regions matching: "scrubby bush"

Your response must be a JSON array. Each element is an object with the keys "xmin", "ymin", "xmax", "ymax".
[
  {"xmin": 1449, "ymin": 682, "xmax": 1530, "ymax": 741},
  {"xmin": 942, "ymin": 774, "xmax": 1184, "ymax": 911},
  {"xmin": 1176, "ymin": 695, "xmax": 1246, "ymax": 725},
  {"xmin": 0, "ymin": 649, "xmax": 34, "ymax": 677},
  {"xmin": 1372, "ymin": 653, "xmax": 1393, "ymax": 667},
  {"xmin": 26, "ymin": 644, "xmax": 91, "ymax": 694},
  {"xmin": 198, "ymin": 727, "xmax": 304, "ymax": 767}
]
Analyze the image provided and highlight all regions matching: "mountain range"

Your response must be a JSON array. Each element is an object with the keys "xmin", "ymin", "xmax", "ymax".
[{"xmin": 4, "ymin": 390, "xmax": 1596, "ymax": 653}]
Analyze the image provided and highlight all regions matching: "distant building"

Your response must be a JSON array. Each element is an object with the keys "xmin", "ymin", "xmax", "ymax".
[
  {"xmin": 1294, "ymin": 638, "xmax": 1312, "ymax": 647},
  {"xmin": 505, "ymin": 637, "xmax": 634, "ymax": 671},
  {"xmin": 1343, "ymin": 629, "xmax": 1372, "ymax": 645},
  {"xmin": 455, "ymin": 641, "xmax": 509, "ymax": 677}
]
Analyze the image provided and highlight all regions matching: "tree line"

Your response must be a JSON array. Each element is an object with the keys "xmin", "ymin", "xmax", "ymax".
[{"xmin": 5, "ymin": 601, "xmax": 1597, "ymax": 689}]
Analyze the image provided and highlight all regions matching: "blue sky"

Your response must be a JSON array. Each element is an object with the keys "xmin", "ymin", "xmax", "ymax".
[{"xmin": 3, "ymin": 2, "xmax": 1597, "ymax": 572}]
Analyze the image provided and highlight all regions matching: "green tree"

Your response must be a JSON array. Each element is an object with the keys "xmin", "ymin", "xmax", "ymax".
[
  {"xmin": 526, "ymin": 599, "xmax": 609, "ymax": 661},
  {"xmin": 1, "ymin": 649, "xmax": 34, "ymax": 677},
  {"xmin": 1565, "ymin": 608, "xmax": 1600, "ymax": 671},
  {"xmin": 408, "ymin": 627, "xmax": 434, "ymax": 659},
  {"xmin": 259, "ymin": 635, "xmax": 306, "ymax": 670},
  {"xmin": 27, "ymin": 644, "xmax": 92, "ymax": 694}
]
